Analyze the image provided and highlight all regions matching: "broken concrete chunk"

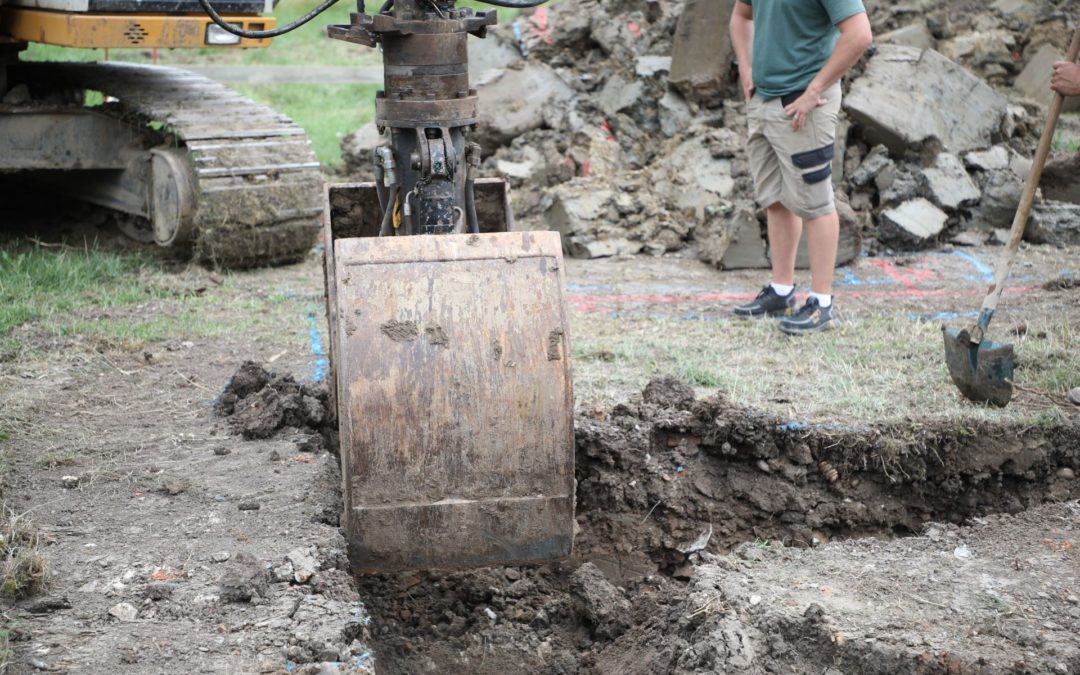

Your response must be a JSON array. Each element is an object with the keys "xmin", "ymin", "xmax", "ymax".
[
  {"xmin": 658, "ymin": 90, "xmax": 693, "ymax": 138},
  {"xmin": 844, "ymin": 46, "xmax": 1008, "ymax": 155},
  {"xmin": 964, "ymin": 146, "xmax": 1010, "ymax": 171},
  {"xmin": 879, "ymin": 198, "xmax": 949, "ymax": 250},
  {"xmin": 697, "ymin": 204, "xmax": 769, "ymax": 270},
  {"xmin": 878, "ymin": 22, "xmax": 937, "ymax": 50},
  {"xmin": 567, "ymin": 236, "xmax": 641, "ymax": 260},
  {"xmin": 287, "ymin": 547, "xmax": 319, "ymax": 584},
  {"xmin": 597, "ymin": 74, "xmax": 646, "ymax": 118},
  {"xmin": 1027, "ymin": 201, "xmax": 1080, "ymax": 247},
  {"xmin": 919, "ymin": 153, "xmax": 981, "ymax": 210},
  {"xmin": 972, "ymin": 169, "xmax": 1023, "ymax": 227},
  {"xmin": 849, "ymin": 145, "xmax": 894, "ymax": 188},
  {"xmin": 635, "ymin": 55, "xmax": 672, "ymax": 78},
  {"xmin": 475, "ymin": 62, "xmax": 574, "ymax": 154},
  {"xmin": 651, "ymin": 137, "xmax": 736, "ymax": 220},
  {"xmin": 108, "ymin": 602, "xmax": 139, "ymax": 622},
  {"xmin": 669, "ymin": 0, "xmax": 736, "ymax": 105},
  {"xmin": 1042, "ymin": 153, "xmax": 1080, "ymax": 205},
  {"xmin": 544, "ymin": 183, "xmax": 615, "ymax": 239}
]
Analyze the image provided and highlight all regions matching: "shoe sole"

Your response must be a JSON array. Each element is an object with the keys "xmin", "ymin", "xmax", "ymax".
[
  {"xmin": 733, "ymin": 307, "xmax": 795, "ymax": 319},
  {"xmin": 779, "ymin": 319, "xmax": 840, "ymax": 336}
]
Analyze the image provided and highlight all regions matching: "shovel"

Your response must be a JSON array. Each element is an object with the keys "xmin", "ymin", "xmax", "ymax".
[{"xmin": 943, "ymin": 22, "xmax": 1080, "ymax": 407}]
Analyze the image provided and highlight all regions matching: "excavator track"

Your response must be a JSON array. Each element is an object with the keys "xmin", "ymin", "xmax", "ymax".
[{"xmin": 13, "ymin": 61, "xmax": 324, "ymax": 267}]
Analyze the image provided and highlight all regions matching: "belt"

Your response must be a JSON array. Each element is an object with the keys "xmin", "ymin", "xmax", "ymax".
[{"xmin": 779, "ymin": 90, "xmax": 805, "ymax": 107}]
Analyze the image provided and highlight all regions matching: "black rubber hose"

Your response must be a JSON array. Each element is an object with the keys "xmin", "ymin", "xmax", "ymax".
[
  {"xmin": 197, "ymin": 0, "xmax": 341, "ymax": 38},
  {"xmin": 380, "ymin": 185, "xmax": 398, "ymax": 236},
  {"xmin": 464, "ymin": 179, "xmax": 480, "ymax": 234},
  {"xmin": 375, "ymin": 164, "xmax": 388, "ymax": 213},
  {"xmin": 475, "ymin": 0, "xmax": 549, "ymax": 7}
]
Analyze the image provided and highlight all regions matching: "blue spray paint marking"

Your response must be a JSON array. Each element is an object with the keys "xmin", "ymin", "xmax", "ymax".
[
  {"xmin": 908, "ymin": 311, "xmax": 980, "ymax": 322},
  {"xmin": 834, "ymin": 268, "xmax": 896, "ymax": 287},
  {"xmin": 567, "ymin": 282, "xmax": 614, "ymax": 292},
  {"xmin": 945, "ymin": 250, "xmax": 994, "ymax": 283},
  {"xmin": 306, "ymin": 309, "xmax": 328, "ymax": 383}
]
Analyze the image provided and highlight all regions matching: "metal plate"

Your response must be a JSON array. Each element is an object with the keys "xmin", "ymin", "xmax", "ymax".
[{"xmin": 332, "ymin": 231, "xmax": 574, "ymax": 573}]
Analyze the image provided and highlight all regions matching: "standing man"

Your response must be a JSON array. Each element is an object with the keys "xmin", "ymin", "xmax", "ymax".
[{"xmin": 729, "ymin": 0, "xmax": 872, "ymax": 335}]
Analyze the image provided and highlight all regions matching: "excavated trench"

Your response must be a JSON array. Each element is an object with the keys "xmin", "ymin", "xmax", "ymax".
[
  {"xmin": 216, "ymin": 365, "xmax": 1080, "ymax": 673},
  {"xmin": 351, "ymin": 378, "xmax": 1080, "ymax": 674}
]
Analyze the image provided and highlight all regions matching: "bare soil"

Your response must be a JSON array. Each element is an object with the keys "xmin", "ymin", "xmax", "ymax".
[{"xmin": 2, "ymin": 223, "xmax": 1079, "ymax": 673}]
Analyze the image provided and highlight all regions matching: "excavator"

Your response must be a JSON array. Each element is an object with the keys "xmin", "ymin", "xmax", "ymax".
[{"xmin": 2, "ymin": 0, "xmax": 574, "ymax": 572}]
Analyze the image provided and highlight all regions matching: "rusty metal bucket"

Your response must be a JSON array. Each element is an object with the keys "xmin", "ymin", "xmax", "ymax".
[{"xmin": 323, "ymin": 181, "xmax": 575, "ymax": 573}]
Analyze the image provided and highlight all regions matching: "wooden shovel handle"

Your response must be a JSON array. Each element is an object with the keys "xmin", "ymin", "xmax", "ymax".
[{"xmin": 980, "ymin": 21, "xmax": 1080, "ymax": 316}]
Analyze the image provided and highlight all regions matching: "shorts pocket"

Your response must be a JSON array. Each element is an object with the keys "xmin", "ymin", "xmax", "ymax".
[
  {"xmin": 802, "ymin": 165, "xmax": 833, "ymax": 185},
  {"xmin": 791, "ymin": 144, "xmax": 834, "ymax": 169}
]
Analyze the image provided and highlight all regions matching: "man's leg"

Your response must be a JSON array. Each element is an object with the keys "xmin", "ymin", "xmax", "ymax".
[
  {"xmin": 767, "ymin": 203, "xmax": 802, "ymax": 288},
  {"xmin": 804, "ymin": 210, "xmax": 840, "ymax": 296}
]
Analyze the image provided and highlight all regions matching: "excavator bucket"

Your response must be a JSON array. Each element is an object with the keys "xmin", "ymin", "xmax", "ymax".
[{"xmin": 324, "ymin": 181, "xmax": 575, "ymax": 574}]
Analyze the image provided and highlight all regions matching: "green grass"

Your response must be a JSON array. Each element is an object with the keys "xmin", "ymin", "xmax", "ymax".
[
  {"xmin": 0, "ymin": 245, "xmax": 167, "ymax": 354},
  {"xmin": 234, "ymin": 83, "xmax": 379, "ymax": 167}
]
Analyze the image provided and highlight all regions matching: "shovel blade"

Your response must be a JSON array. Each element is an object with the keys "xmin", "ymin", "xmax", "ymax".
[{"xmin": 942, "ymin": 326, "xmax": 1015, "ymax": 407}]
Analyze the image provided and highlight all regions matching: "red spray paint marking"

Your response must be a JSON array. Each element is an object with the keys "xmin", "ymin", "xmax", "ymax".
[
  {"xmin": 861, "ymin": 258, "xmax": 938, "ymax": 289},
  {"xmin": 530, "ymin": 7, "xmax": 553, "ymax": 45},
  {"xmin": 600, "ymin": 119, "xmax": 617, "ymax": 142},
  {"xmin": 627, "ymin": 21, "xmax": 642, "ymax": 38}
]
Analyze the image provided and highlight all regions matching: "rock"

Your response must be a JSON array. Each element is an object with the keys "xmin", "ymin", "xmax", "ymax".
[
  {"xmin": 919, "ymin": 153, "xmax": 981, "ymax": 210},
  {"xmin": 60, "ymin": 475, "xmax": 80, "ymax": 489},
  {"xmin": 973, "ymin": 169, "xmax": 1023, "ymax": 227},
  {"xmin": 218, "ymin": 552, "xmax": 268, "ymax": 603},
  {"xmin": 635, "ymin": 55, "xmax": 672, "ymax": 78},
  {"xmin": 108, "ymin": 602, "xmax": 139, "ymax": 622},
  {"xmin": 844, "ymin": 46, "xmax": 1008, "ymax": 155},
  {"xmin": 211, "ymin": 551, "xmax": 231, "ymax": 563},
  {"xmin": 940, "ymin": 29, "xmax": 1016, "ymax": 76},
  {"xmin": 238, "ymin": 501, "xmax": 261, "ymax": 511},
  {"xmin": 669, "ymin": 0, "xmax": 736, "ymax": 105},
  {"xmin": 2, "ymin": 84, "xmax": 30, "ymax": 105},
  {"xmin": 877, "ymin": 22, "xmax": 937, "ymax": 50},
  {"xmin": 545, "ymin": 183, "xmax": 614, "ymax": 241},
  {"xmin": 569, "ymin": 563, "xmax": 631, "ymax": 639},
  {"xmin": 697, "ymin": 204, "xmax": 761, "ymax": 269},
  {"xmin": 495, "ymin": 159, "xmax": 537, "ymax": 181},
  {"xmin": 658, "ymin": 90, "xmax": 693, "ymax": 138},
  {"xmin": 1058, "ymin": 466, "xmax": 1076, "ymax": 479},
  {"xmin": 567, "ymin": 236, "xmax": 641, "ymax": 259},
  {"xmin": 287, "ymin": 547, "xmax": 319, "ymax": 584},
  {"xmin": 476, "ymin": 62, "xmax": 574, "ymax": 154},
  {"xmin": 879, "ymin": 198, "xmax": 949, "ymax": 250},
  {"xmin": 951, "ymin": 230, "xmax": 988, "ymax": 247},
  {"xmin": 651, "ymin": 136, "xmax": 736, "ymax": 220},
  {"xmin": 1014, "ymin": 45, "xmax": 1080, "ymax": 113},
  {"xmin": 795, "ymin": 197, "xmax": 863, "ymax": 267},
  {"xmin": 213, "ymin": 446, "xmax": 231, "ymax": 456},
  {"xmin": 1041, "ymin": 153, "xmax": 1080, "ymax": 205},
  {"xmin": 597, "ymin": 74, "xmax": 646, "ymax": 118},
  {"xmin": 145, "ymin": 582, "xmax": 174, "ymax": 600},
  {"xmin": 271, "ymin": 562, "xmax": 295, "ymax": 583},
  {"xmin": 160, "ymin": 476, "xmax": 190, "ymax": 496},
  {"xmin": 964, "ymin": 146, "xmax": 1010, "ymax": 171},
  {"xmin": 1028, "ymin": 201, "xmax": 1080, "ymax": 246},
  {"xmin": 849, "ymin": 145, "xmax": 894, "ymax": 188}
]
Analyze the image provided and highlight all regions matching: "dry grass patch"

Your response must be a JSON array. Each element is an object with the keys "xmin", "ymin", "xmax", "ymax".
[{"xmin": 0, "ymin": 507, "xmax": 46, "ymax": 600}]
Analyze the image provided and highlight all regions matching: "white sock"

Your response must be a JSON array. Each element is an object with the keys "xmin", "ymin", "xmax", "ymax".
[
  {"xmin": 809, "ymin": 292, "xmax": 833, "ymax": 308},
  {"xmin": 770, "ymin": 282, "xmax": 794, "ymax": 296}
]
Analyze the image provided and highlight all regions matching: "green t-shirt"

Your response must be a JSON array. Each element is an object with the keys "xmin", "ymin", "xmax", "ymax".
[{"xmin": 738, "ymin": 0, "xmax": 866, "ymax": 99}]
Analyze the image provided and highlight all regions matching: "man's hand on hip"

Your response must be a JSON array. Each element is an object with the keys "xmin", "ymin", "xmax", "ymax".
[
  {"xmin": 1051, "ymin": 61, "xmax": 1080, "ymax": 97},
  {"xmin": 784, "ymin": 90, "xmax": 828, "ymax": 132}
]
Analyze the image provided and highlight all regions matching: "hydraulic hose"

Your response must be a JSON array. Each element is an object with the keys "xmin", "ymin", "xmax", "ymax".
[
  {"xmin": 197, "ymin": 0, "xmax": 342, "ymax": 38},
  {"xmin": 464, "ymin": 178, "xmax": 480, "ymax": 234},
  {"xmin": 380, "ymin": 186, "xmax": 399, "ymax": 237},
  {"xmin": 375, "ymin": 164, "xmax": 388, "ymax": 213}
]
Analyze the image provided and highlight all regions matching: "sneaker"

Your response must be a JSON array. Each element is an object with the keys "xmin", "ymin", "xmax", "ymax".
[
  {"xmin": 779, "ymin": 297, "xmax": 839, "ymax": 335},
  {"xmin": 733, "ymin": 285, "xmax": 796, "ymax": 318}
]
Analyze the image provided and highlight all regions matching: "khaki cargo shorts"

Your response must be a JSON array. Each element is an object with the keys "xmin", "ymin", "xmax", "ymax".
[{"xmin": 746, "ymin": 81, "xmax": 842, "ymax": 221}]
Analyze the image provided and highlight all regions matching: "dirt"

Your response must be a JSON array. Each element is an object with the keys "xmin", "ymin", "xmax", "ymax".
[{"xmin": 2, "ymin": 234, "xmax": 1080, "ymax": 674}]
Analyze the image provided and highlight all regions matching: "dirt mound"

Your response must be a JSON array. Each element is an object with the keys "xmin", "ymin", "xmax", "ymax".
[
  {"xmin": 216, "ymin": 361, "xmax": 331, "ymax": 444},
  {"xmin": 356, "ymin": 377, "xmax": 1080, "ymax": 674}
]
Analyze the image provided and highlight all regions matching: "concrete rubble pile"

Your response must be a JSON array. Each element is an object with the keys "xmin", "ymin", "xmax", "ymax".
[{"xmin": 341, "ymin": 0, "xmax": 1080, "ymax": 264}]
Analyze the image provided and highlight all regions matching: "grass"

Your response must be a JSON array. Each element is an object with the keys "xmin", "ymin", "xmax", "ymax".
[
  {"xmin": 0, "ymin": 507, "xmax": 45, "ymax": 600},
  {"xmin": 571, "ymin": 312, "xmax": 1080, "ymax": 425},
  {"xmin": 233, "ymin": 83, "xmax": 380, "ymax": 167},
  {"xmin": 0, "ymin": 244, "xmax": 169, "ymax": 358}
]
